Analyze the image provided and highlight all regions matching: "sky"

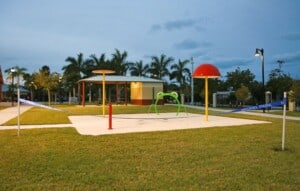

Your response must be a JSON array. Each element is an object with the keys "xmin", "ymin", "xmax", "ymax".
[{"xmin": 1, "ymin": 0, "xmax": 300, "ymax": 83}]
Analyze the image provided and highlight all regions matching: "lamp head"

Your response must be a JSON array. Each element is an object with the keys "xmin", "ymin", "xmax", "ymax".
[
  {"xmin": 255, "ymin": 49, "xmax": 260, "ymax": 57},
  {"xmin": 10, "ymin": 67, "xmax": 16, "ymax": 73},
  {"xmin": 255, "ymin": 48, "xmax": 264, "ymax": 57}
]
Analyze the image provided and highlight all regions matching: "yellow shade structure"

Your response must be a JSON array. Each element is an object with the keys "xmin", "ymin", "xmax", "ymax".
[
  {"xmin": 92, "ymin": 70, "xmax": 115, "ymax": 115},
  {"xmin": 192, "ymin": 63, "xmax": 221, "ymax": 121}
]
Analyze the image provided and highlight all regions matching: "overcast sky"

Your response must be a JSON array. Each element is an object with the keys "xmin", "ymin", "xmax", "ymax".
[{"xmin": 1, "ymin": 0, "xmax": 300, "ymax": 82}]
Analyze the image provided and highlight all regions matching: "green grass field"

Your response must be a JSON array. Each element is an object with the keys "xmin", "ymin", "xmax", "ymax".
[{"xmin": 0, "ymin": 105, "xmax": 299, "ymax": 190}]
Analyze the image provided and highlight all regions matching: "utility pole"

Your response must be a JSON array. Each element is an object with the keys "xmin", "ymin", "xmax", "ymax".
[{"xmin": 277, "ymin": 60, "xmax": 284, "ymax": 70}]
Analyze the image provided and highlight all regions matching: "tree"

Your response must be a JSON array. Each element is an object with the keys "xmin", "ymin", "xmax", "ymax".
[
  {"xmin": 32, "ymin": 66, "xmax": 59, "ymax": 106},
  {"xmin": 149, "ymin": 54, "xmax": 173, "ymax": 80},
  {"xmin": 90, "ymin": 53, "xmax": 111, "ymax": 70},
  {"xmin": 4, "ymin": 66, "xmax": 27, "ymax": 104},
  {"xmin": 291, "ymin": 80, "xmax": 300, "ymax": 104},
  {"xmin": 225, "ymin": 67, "xmax": 255, "ymax": 90},
  {"xmin": 111, "ymin": 49, "xmax": 129, "ymax": 75},
  {"xmin": 266, "ymin": 68, "xmax": 293, "ymax": 100},
  {"xmin": 235, "ymin": 85, "xmax": 250, "ymax": 106},
  {"xmin": 129, "ymin": 60, "xmax": 149, "ymax": 77},
  {"xmin": 64, "ymin": 53, "xmax": 93, "ymax": 79},
  {"xmin": 63, "ymin": 53, "xmax": 92, "ymax": 102},
  {"xmin": 225, "ymin": 67, "xmax": 261, "ymax": 104},
  {"xmin": 170, "ymin": 59, "xmax": 190, "ymax": 94},
  {"xmin": 4, "ymin": 66, "xmax": 27, "ymax": 82}
]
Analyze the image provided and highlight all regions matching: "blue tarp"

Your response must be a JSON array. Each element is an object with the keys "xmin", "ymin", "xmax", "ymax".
[{"xmin": 226, "ymin": 98, "xmax": 286, "ymax": 113}]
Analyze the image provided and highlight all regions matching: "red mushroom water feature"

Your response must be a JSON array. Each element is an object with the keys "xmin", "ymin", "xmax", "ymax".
[{"xmin": 193, "ymin": 63, "xmax": 221, "ymax": 121}]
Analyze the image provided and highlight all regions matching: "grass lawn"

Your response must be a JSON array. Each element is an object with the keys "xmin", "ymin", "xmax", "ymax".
[
  {"xmin": 3, "ymin": 105, "xmax": 203, "ymax": 125},
  {"xmin": 267, "ymin": 110, "xmax": 300, "ymax": 117},
  {"xmin": 0, "ymin": 105, "xmax": 299, "ymax": 190},
  {"xmin": 0, "ymin": 106, "xmax": 8, "ymax": 110}
]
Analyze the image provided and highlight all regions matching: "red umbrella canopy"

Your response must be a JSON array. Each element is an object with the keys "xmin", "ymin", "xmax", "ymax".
[{"xmin": 192, "ymin": 63, "xmax": 221, "ymax": 78}]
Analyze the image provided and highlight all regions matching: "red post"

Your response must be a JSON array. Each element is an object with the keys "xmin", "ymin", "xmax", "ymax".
[{"xmin": 108, "ymin": 104, "xmax": 112, "ymax": 130}]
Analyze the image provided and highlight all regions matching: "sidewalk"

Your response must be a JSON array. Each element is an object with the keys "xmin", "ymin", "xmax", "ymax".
[
  {"xmin": 0, "ymin": 105, "xmax": 33, "ymax": 125},
  {"xmin": 0, "ymin": 105, "xmax": 71, "ymax": 130}
]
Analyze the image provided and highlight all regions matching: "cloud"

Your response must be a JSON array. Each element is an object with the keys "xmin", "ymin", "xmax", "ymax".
[
  {"xmin": 150, "ymin": 18, "xmax": 209, "ymax": 33},
  {"xmin": 215, "ymin": 57, "xmax": 253, "ymax": 70},
  {"xmin": 282, "ymin": 33, "xmax": 300, "ymax": 41},
  {"xmin": 150, "ymin": 24, "xmax": 162, "ymax": 32},
  {"xmin": 174, "ymin": 39, "xmax": 200, "ymax": 50},
  {"xmin": 273, "ymin": 50, "xmax": 300, "ymax": 63},
  {"xmin": 164, "ymin": 19, "xmax": 197, "ymax": 30},
  {"xmin": 174, "ymin": 39, "xmax": 212, "ymax": 50},
  {"xmin": 190, "ymin": 50, "xmax": 207, "ymax": 58}
]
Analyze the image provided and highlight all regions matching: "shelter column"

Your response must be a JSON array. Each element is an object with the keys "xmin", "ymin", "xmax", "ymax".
[{"xmin": 82, "ymin": 81, "xmax": 85, "ymax": 106}]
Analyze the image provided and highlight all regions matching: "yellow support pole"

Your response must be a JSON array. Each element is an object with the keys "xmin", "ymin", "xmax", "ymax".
[
  {"xmin": 92, "ymin": 69, "xmax": 115, "ymax": 116},
  {"xmin": 102, "ymin": 73, "xmax": 106, "ymax": 116},
  {"xmin": 205, "ymin": 77, "xmax": 208, "ymax": 121}
]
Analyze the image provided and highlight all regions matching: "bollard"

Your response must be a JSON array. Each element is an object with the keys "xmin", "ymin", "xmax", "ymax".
[{"xmin": 108, "ymin": 104, "xmax": 112, "ymax": 130}]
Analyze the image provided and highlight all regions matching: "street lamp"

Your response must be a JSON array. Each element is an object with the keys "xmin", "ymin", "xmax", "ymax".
[
  {"xmin": 191, "ymin": 57, "xmax": 194, "ymax": 105},
  {"xmin": 59, "ymin": 76, "xmax": 63, "ymax": 103},
  {"xmin": 10, "ymin": 67, "xmax": 16, "ymax": 106},
  {"xmin": 254, "ymin": 48, "xmax": 265, "ymax": 112}
]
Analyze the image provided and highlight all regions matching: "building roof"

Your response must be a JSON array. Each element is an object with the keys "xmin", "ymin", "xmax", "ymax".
[
  {"xmin": 79, "ymin": 75, "xmax": 164, "ymax": 84},
  {"xmin": 1, "ymin": 84, "xmax": 29, "ymax": 92}
]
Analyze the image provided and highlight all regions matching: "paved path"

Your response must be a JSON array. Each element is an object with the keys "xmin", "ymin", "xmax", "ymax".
[
  {"xmin": 0, "ymin": 105, "xmax": 71, "ymax": 130},
  {"xmin": 0, "ymin": 105, "xmax": 33, "ymax": 125}
]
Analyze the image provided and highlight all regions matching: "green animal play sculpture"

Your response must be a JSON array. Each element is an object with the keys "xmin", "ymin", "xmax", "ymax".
[{"xmin": 148, "ymin": 91, "xmax": 186, "ymax": 115}]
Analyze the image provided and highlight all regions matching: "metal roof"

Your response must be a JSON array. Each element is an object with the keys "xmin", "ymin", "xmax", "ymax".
[
  {"xmin": 79, "ymin": 75, "xmax": 164, "ymax": 83},
  {"xmin": 1, "ymin": 84, "xmax": 29, "ymax": 92}
]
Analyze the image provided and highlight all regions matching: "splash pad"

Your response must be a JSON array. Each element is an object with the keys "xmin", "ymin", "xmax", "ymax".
[{"xmin": 68, "ymin": 112, "xmax": 270, "ymax": 136}]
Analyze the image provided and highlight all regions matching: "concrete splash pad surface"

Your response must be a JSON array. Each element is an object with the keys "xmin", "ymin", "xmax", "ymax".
[{"xmin": 69, "ymin": 112, "xmax": 270, "ymax": 136}]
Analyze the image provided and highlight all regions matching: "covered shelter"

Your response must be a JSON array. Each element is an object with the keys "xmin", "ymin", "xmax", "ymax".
[{"xmin": 78, "ymin": 75, "xmax": 164, "ymax": 106}]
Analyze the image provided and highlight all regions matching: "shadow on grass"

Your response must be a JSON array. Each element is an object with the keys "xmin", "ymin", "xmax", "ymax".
[{"xmin": 272, "ymin": 146, "xmax": 295, "ymax": 153}]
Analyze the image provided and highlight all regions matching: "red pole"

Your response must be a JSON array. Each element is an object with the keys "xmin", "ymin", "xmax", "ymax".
[{"xmin": 108, "ymin": 104, "xmax": 112, "ymax": 130}]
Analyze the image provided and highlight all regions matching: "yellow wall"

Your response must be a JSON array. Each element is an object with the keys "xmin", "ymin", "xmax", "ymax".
[
  {"xmin": 130, "ymin": 82, "xmax": 163, "ymax": 100},
  {"xmin": 130, "ymin": 82, "xmax": 142, "ymax": 99}
]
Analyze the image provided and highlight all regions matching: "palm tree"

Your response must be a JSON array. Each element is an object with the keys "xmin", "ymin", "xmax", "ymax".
[
  {"xmin": 90, "ymin": 53, "xmax": 110, "ymax": 70},
  {"xmin": 63, "ymin": 53, "xmax": 92, "ymax": 103},
  {"xmin": 111, "ymin": 49, "xmax": 129, "ymax": 75},
  {"xmin": 5, "ymin": 66, "xmax": 27, "ymax": 105},
  {"xmin": 149, "ymin": 54, "xmax": 173, "ymax": 80},
  {"xmin": 32, "ymin": 65, "xmax": 59, "ymax": 106},
  {"xmin": 5, "ymin": 66, "xmax": 28, "ymax": 81},
  {"xmin": 170, "ymin": 59, "xmax": 190, "ymax": 94},
  {"xmin": 64, "ymin": 53, "xmax": 93, "ymax": 79},
  {"xmin": 129, "ymin": 60, "xmax": 149, "ymax": 77}
]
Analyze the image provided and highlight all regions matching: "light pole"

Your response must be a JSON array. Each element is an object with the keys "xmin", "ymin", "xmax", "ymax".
[
  {"xmin": 10, "ymin": 67, "xmax": 16, "ymax": 106},
  {"xmin": 59, "ymin": 76, "xmax": 63, "ymax": 103},
  {"xmin": 191, "ymin": 57, "xmax": 194, "ymax": 105},
  {"xmin": 30, "ymin": 82, "xmax": 34, "ymax": 101},
  {"xmin": 255, "ymin": 48, "xmax": 265, "ymax": 112}
]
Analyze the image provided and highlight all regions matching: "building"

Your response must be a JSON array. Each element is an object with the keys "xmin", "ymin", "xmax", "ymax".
[{"xmin": 78, "ymin": 75, "xmax": 164, "ymax": 105}]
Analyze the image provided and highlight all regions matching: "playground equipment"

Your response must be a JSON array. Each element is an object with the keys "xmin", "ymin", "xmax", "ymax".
[
  {"xmin": 148, "ymin": 91, "xmax": 187, "ymax": 115},
  {"xmin": 92, "ymin": 69, "xmax": 115, "ymax": 116},
  {"xmin": 193, "ymin": 63, "xmax": 221, "ymax": 121}
]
